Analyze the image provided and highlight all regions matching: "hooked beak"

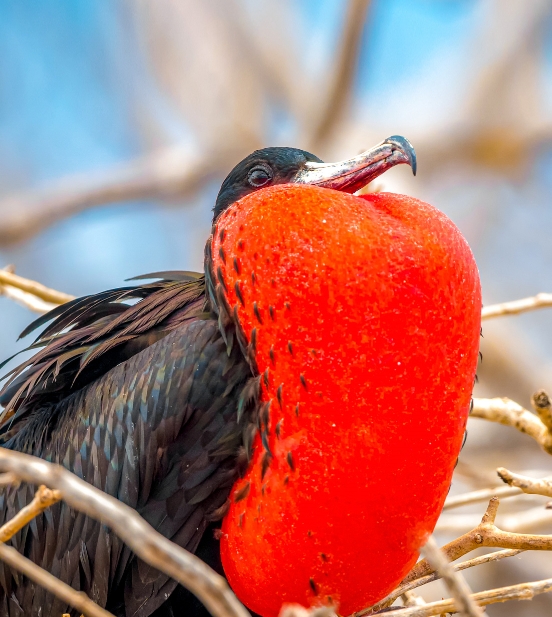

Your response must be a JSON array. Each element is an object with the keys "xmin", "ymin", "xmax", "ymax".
[{"xmin": 292, "ymin": 135, "xmax": 416, "ymax": 193}]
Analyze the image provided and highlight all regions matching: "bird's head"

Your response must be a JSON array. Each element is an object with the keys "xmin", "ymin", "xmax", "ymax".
[
  {"xmin": 210, "ymin": 136, "xmax": 480, "ymax": 617},
  {"xmin": 213, "ymin": 136, "xmax": 416, "ymax": 220}
]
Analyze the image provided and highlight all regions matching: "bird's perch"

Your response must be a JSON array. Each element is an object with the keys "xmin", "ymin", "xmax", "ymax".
[{"xmin": 0, "ymin": 448, "xmax": 249, "ymax": 617}]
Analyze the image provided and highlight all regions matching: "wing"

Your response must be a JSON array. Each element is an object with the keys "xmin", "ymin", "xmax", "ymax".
[
  {"xmin": 0, "ymin": 273, "xmax": 206, "ymax": 441},
  {"xmin": 0, "ymin": 317, "xmax": 259, "ymax": 617},
  {"xmin": 0, "ymin": 271, "xmax": 260, "ymax": 617}
]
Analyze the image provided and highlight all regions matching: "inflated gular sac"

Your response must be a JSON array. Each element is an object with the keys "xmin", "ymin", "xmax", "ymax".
[{"xmin": 212, "ymin": 185, "xmax": 481, "ymax": 617}]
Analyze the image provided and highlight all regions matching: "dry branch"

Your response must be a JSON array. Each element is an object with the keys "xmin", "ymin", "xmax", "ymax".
[
  {"xmin": 437, "ymin": 504, "xmax": 552, "ymax": 535},
  {"xmin": 0, "ymin": 543, "xmax": 113, "ymax": 617},
  {"xmin": 482, "ymin": 293, "xmax": 552, "ymax": 320},
  {"xmin": 0, "ymin": 266, "xmax": 68, "ymax": 313},
  {"xmin": 419, "ymin": 535, "xmax": 483, "ymax": 617},
  {"xmin": 471, "ymin": 396, "xmax": 552, "ymax": 454},
  {"xmin": 0, "ymin": 448, "xmax": 249, "ymax": 617},
  {"xmin": 308, "ymin": 0, "xmax": 372, "ymax": 150},
  {"xmin": 497, "ymin": 468, "xmax": 552, "ymax": 498},
  {"xmin": 443, "ymin": 484, "xmax": 524, "ymax": 510},
  {"xmin": 0, "ymin": 484, "xmax": 60, "ymax": 543},
  {"xmin": 371, "ymin": 549, "xmax": 524, "ymax": 612},
  {"xmin": 0, "ymin": 270, "xmax": 74, "ymax": 305},
  {"xmin": 0, "ymin": 147, "xmax": 236, "ymax": 246},
  {"xmin": 368, "ymin": 577, "xmax": 552, "ymax": 617},
  {"xmin": 403, "ymin": 497, "xmax": 552, "ymax": 585}
]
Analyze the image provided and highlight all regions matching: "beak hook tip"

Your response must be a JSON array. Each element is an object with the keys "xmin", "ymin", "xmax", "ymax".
[{"xmin": 386, "ymin": 135, "xmax": 417, "ymax": 177}]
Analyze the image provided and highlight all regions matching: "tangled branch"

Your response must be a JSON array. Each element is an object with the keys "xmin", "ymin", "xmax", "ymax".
[
  {"xmin": 364, "ymin": 496, "xmax": 552, "ymax": 614},
  {"xmin": 0, "ymin": 448, "xmax": 249, "ymax": 617},
  {"xmin": 418, "ymin": 535, "xmax": 483, "ymax": 617},
  {"xmin": 368, "ymin": 549, "xmax": 523, "ymax": 612},
  {"xmin": 372, "ymin": 577, "xmax": 552, "ymax": 617},
  {"xmin": 403, "ymin": 497, "xmax": 552, "ymax": 584}
]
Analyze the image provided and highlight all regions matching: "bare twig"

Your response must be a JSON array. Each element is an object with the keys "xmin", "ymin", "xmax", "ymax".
[
  {"xmin": 471, "ymin": 397, "xmax": 552, "ymax": 454},
  {"xmin": 0, "ymin": 270, "xmax": 74, "ymax": 305},
  {"xmin": 279, "ymin": 605, "xmax": 336, "ymax": 617},
  {"xmin": 0, "ymin": 147, "xmax": 236, "ymax": 246},
  {"xmin": 531, "ymin": 389, "xmax": 552, "ymax": 431},
  {"xmin": 0, "ymin": 448, "xmax": 249, "ymax": 617},
  {"xmin": 0, "ymin": 484, "xmax": 61, "ymax": 543},
  {"xmin": 0, "ymin": 472, "xmax": 19, "ymax": 488},
  {"xmin": 402, "ymin": 498, "xmax": 552, "ymax": 586},
  {"xmin": 0, "ymin": 543, "xmax": 113, "ymax": 617},
  {"xmin": 308, "ymin": 0, "xmax": 372, "ymax": 150},
  {"xmin": 497, "ymin": 468, "xmax": 552, "ymax": 498},
  {"xmin": 444, "ymin": 485, "xmax": 524, "ymax": 510},
  {"xmin": 368, "ymin": 577, "xmax": 552, "ymax": 617},
  {"xmin": 0, "ymin": 266, "xmax": 62, "ymax": 313},
  {"xmin": 419, "ymin": 535, "xmax": 483, "ymax": 617},
  {"xmin": 371, "ymin": 549, "xmax": 523, "ymax": 612},
  {"xmin": 400, "ymin": 591, "xmax": 426, "ymax": 607},
  {"xmin": 437, "ymin": 505, "xmax": 552, "ymax": 535},
  {"xmin": 482, "ymin": 293, "xmax": 552, "ymax": 320},
  {"xmin": 0, "ymin": 283, "xmax": 60, "ymax": 314}
]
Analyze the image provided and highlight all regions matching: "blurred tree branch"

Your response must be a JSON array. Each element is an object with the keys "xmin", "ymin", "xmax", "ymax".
[
  {"xmin": 307, "ymin": 0, "xmax": 372, "ymax": 152},
  {"xmin": 497, "ymin": 468, "xmax": 552, "ymax": 498},
  {"xmin": 0, "ymin": 147, "xmax": 241, "ymax": 246}
]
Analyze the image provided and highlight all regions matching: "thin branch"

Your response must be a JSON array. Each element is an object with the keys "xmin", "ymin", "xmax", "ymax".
[
  {"xmin": 497, "ymin": 468, "xmax": 552, "ymax": 498},
  {"xmin": 0, "ymin": 543, "xmax": 113, "ymax": 617},
  {"xmin": 0, "ymin": 270, "xmax": 74, "ymax": 305},
  {"xmin": 400, "ymin": 591, "xmax": 426, "ymax": 607},
  {"xmin": 308, "ymin": 0, "xmax": 372, "ymax": 150},
  {"xmin": 437, "ymin": 505, "xmax": 552, "ymax": 535},
  {"xmin": 419, "ymin": 535, "xmax": 483, "ymax": 617},
  {"xmin": 279, "ymin": 605, "xmax": 336, "ymax": 617},
  {"xmin": 471, "ymin": 396, "xmax": 552, "ymax": 454},
  {"xmin": 482, "ymin": 293, "xmax": 552, "ymax": 320},
  {"xmin": 0, "ymin": 484, "xmax": 61, "ymax": 543},
  {"xmin": 444, "ymin": 485, "xmax": 524, "ymax": 510},
  {"xmin": 369, "ymin": 577, "xmax": 552, "ymax": 617},
  {"xmin": 402, "ymin": 497, "xmax": 552, "ymax": 585},
  {"xmin": 0, "ymin": 266, "xmax": 62, "ymax": 313},
  {"xmin": 0, "ymin": 448, "xmax": 249, "ymax": 617},
  {"xmin": 0, "ymin": 283, "xmax": 60, "ymax": 314},
  {"xmin": 371, "ymin": 549, "xmax": 523, "ymax": 611},
  {"xmin": 0, "ymin": 147, "xmax": 235, "ymax": 246}
]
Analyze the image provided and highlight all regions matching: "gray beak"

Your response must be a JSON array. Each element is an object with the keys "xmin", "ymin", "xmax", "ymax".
[{"xmin": 292, "ymin": 136, "xmax": 417, "ymax": 193}]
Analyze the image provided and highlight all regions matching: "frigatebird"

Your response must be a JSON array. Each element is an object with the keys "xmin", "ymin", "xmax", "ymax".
[{"xmin": 0, "ymin": 137, "xmax": 416, "ymax": 617}]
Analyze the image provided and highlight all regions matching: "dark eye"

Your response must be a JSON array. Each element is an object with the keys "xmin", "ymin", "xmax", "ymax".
[{"xmin": 247, "ymin": 165, "xmax": 273, "ymax": 188}]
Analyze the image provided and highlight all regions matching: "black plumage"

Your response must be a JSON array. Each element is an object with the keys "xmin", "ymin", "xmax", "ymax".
[{"xmin": 0, "ymin": 272, "xmax": 260, "ymax": 617}]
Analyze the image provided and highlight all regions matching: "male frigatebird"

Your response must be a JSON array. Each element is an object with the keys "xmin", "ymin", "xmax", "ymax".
[{"xmin": 0, "ymin": 137, "xmax": 482, "ymax": 617}]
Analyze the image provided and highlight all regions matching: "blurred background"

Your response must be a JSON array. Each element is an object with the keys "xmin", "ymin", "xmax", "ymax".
[{"xmin": 0, "ymin": 0, "xmax": 552, "ymax": 614}]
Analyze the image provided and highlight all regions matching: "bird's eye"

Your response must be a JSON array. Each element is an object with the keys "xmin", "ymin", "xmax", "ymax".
[{"xmin": 247, "ymin": 165, "xmax": 273, "ymax": 188}]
